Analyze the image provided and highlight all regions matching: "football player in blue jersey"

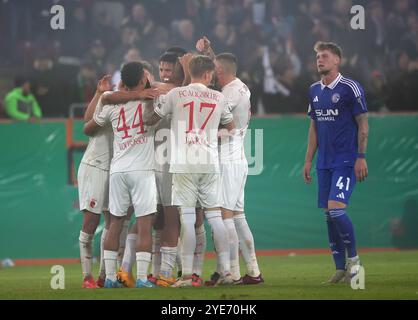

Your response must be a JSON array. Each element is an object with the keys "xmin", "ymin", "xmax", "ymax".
[{"xmin": 303, "ymin": 42, "xmax": 369, "ymax": 284}]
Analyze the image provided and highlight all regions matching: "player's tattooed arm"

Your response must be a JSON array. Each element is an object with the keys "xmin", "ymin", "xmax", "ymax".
[
  {"xmin": 84, "ymin": 75, "xmax": 113, "ymax": 122},
  {"xmin": 101, "ymin": 87, "xmax": 160, "ymax": 105},
  {"xmin": 356, "ymin": 113, "xmax": 369, "ymax": 154},
  {"xmin": 303, "ymin": 120, "xmax": 318, "ymax": 183},
  {"xmin": 355, "ymin": 113, "xmax": 369, "ymax": 182}
]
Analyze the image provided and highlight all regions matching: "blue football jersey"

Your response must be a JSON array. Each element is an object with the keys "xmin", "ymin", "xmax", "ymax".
[{"xmin": 308, "ymin": 74, "xmax": 368, "ymax": 169}]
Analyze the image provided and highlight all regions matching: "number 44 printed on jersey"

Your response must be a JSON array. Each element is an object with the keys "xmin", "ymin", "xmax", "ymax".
[{"xmin": 117, "ymin": 103, "xmax": 146, "ymax": 139}]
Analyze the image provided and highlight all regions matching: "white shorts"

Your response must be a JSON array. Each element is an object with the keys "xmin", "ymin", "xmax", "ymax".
[
  {"xmin": 78, "ymin": 163, "xmax": 109, "ymax": 214},
  {"xmin": 155, "ymin": 170, "xmax": 173, "ymax": 206},
  {"xmin": 221, "ymin": 163, "xmax": 248, "ymax": 211},
  {"xmin": 109, "ymin": 170, "xmax": 157, "ymax": 218},
  {"xmin": 172, "ymin": 173, "xmax": 221, "ymax": 208}
]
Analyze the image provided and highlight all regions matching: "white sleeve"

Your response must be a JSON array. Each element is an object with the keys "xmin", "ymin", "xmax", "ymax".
[
  {"xmin": 220, "ymin": 99, "xmax": 233, "ymax": 125},
  {"xmin": 93, "ymin": 104, "xmax": 112, "ymax": 127},
  {"xmin": 154, "ymin": 92, "xmax": 172, "ymax": 118}
]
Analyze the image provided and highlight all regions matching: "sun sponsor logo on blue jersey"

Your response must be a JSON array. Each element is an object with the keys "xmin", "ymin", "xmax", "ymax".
[{"xmin": 315, "ymin": 108, "xmax": 339, "ymax": 121}]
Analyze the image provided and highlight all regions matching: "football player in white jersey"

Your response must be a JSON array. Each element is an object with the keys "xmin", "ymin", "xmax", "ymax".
[
  {"xmin": 145, "ymin": 55, "xmax": 236, "ymax": 287},
  {"xmin": 77, "ymin": 75, "xmax": 114, "ymax": 289},
  {"xmin": 197, "ymin": 38, "xmax": 264, "ymax": 285},
  {"xmin": 84, "ymin": 62, "xmax": 158, "ymax": 288},
  {"xmin": 101, "ymin": 53, "xmax": 185, "ymax": 287}
]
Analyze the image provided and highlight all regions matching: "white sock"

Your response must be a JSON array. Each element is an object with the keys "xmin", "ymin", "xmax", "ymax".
[
  {"xmin": 136, "ymin": 252, "xmax": 152, "ymax": 282},
  {"xmin": 117, "ymin": 220, "xmax": 130, "ymax": 268},
  {"xmin": 205, "ymin": 210, "xmax": 230, "ymax": 276},
  {"xmin": 179, "ymin": 207, "xmax": 196, "ymax": 276},
  {"xmin": 192, "ymin": 225, "xmax": 206, "ymax": 276},
  {"xmin": 151, "ymin": 230, "xmax": 162, "ymax": 276},
  {"xmin": 224, "ymin": 218, "xmax": 240, "ymax": 280},
  {"xmin": 176, "ymin": 239, "xmax": 182, "ymax": 276},
  {"xmin": 98, "ymin": 228, "xmax": 108, "ymax": 279},
  {"xmin": 79, "ymin": 231, "xmax": 94, "ymax": 278},
  {"xmin": 160, "ymin": 246, "xmax": 177, "ymax": 278},
  {"xmin": 121, "ymin": 233, "xmax": 137, "ymax": 273},
  {"xmin": 234, "ymin": 213, "xmax": 260, "ymax": 277},
  {"xmin": 104, "ymin": 250, "xmax": 118, "ymax": 281}
]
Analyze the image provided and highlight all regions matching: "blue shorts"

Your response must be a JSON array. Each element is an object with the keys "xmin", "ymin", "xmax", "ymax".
[{"xmin": 317, "ymin": 166, "xmax": 356, "ymax": 209}]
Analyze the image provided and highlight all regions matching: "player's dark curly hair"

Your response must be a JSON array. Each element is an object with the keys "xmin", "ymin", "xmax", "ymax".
[{"xmin": 121, "ymin": 61, "xmax": 144, "ymax": 89}]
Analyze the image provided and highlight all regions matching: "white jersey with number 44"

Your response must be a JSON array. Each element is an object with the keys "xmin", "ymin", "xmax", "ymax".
[
  {"xmin": 155, "ymin": 83, "xmax": 233, "ymax": 174},
  {"xmin": 94, "ymin": 100, "xmax": 155, "ymax": 174}
]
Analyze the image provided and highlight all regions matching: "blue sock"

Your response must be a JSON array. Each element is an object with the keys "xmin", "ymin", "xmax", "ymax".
[
  {"xmin": 325, "ymin": 212, "xmax": 346, "ymax": 270},
  {"xmin": 329, "ymin": 208, "xmax": 357, "ymax": 258}
]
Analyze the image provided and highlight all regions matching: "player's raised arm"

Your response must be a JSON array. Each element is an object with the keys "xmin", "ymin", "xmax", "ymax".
[
  {"xmin": 83, "ymin": 75, "xmax": 113, "ymax": 122},
  {"xmin": 303, "ymin": 119, "xmax": 318, "ymax": 184},
  {"xmin": 355, "ymin": 113, "xmax": 369, "ymax": 182},
  {"xmin": 196, "ymin": 36, "xmax": 215, "ymax": 60},
  {"xmin": 84, "ymin": 103, "xmax": 111, "ymax": 136},
  {"xmin": 178, "ymin": 53, "xmax": 194, "ymax": 86}
]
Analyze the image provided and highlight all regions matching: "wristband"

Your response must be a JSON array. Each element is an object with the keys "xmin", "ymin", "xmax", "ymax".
[{"xmin": 357, "ymin": 153, "xmax": 366, "ymax": 159}]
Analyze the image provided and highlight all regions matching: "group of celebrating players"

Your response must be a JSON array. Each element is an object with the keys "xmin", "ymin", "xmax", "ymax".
[
  {"xmin": 77, "ymin": 36, "xmax": 263, "ymax": 288},
  {"xmin": 77, "ymin": 34, "xmax": 369, "ymax": 289}
]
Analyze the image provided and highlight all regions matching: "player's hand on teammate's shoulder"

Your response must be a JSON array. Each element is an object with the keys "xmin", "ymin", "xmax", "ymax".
[
  {"xmin": 354, "ymin": 158, "xmax": 368, "ymax": 182},
  {"xmin": 97, "ymin": 75, "xmax": 114, "ymax": 94},
  {"xmin": 303, "ymin": 161, "xmax": 313, "ymax": 184},
  {"xmin": 139, "ymin": 87, "xmax": 161, "ymax": 100}
]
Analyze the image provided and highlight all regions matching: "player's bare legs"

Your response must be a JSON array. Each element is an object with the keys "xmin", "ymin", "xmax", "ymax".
[
  {"xmin": 79, "ymin": 210, "xmax": 101, "ymax": 288},
  {"xmin": 135, "ymin": 212, "xmax": 156, "ymax": 288},
  {"xmin": 158, "ymin": 205, "xmax": 181, "ymax": 287}
]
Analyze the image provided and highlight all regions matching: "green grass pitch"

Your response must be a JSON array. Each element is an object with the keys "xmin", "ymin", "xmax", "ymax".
[{"xmin": 1, "ymin": 251, "xmax": 417, "ymax": 300}]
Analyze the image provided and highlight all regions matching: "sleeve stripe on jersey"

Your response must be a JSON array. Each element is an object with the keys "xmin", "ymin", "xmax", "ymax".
[
  {"xmin": 154, "ymin": 106, "xmax": 164, "ymax": 118},
  {"xmin": 341, "ymin": 78, "xmax": 361, "ymax": 97},
  {"xmin": 310, "ymin": 81, "xmax": 321, "ymax": 88}
]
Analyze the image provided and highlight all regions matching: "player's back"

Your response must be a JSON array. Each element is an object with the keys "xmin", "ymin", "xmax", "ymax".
[
  {"xmin": 220, "ymin": 78, "xmax": 251, "ymax": 163},
  {"xmin": 81, "ymin": 93, "xmax": 114, "ymax": 170},
  {"xmin": 161, "ymin": 83, "xmax": 232, "ymax": 173},
  {"xmin": 105, "ymin": 99, "xmax": 155, "ymax": 174}
]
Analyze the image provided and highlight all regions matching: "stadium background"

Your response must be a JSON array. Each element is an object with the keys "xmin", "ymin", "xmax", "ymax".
[{"xmin": 0, "ymin": 0, "xmax": 417, "ymax": 261}]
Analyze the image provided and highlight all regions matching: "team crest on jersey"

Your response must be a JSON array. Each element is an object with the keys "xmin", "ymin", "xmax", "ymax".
[
  {"xmin": 332, "ymin": 93, "xmax": 340, "ymax": 103},
  {"xmin": 89, "ymin": 199, "xmax": 97, "ymax": 208}
]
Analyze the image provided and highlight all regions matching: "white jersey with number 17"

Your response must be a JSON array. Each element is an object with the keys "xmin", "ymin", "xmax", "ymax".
[{"xmin": 155, "ymin": 83, "xmax": 233, "ymax": 174}]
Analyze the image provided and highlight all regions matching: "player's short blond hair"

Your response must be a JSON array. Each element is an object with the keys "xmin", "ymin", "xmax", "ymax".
[
  {"xmin": 189, "ymin": 55, "xmax": 215, "ymax": 78},
  {"xmin": 314, "ymin": 41, "xmax": 343, "ymax": 59}
]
